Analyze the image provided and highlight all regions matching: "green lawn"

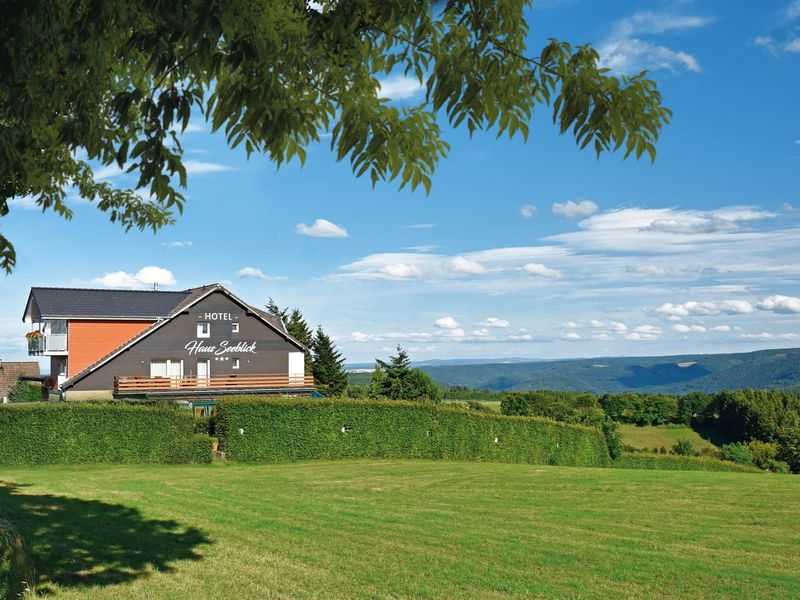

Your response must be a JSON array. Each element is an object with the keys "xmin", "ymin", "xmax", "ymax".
[
  {"xmin": 620, "ymin": 423, "xmax": 716, "ymax": 452},
  {"xmin": 1, "ymin": 461, "xmax": 798, "ymax": 599}
]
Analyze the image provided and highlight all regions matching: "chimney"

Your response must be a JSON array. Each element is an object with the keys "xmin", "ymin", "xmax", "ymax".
[{"xmin": 153, "ymin": 282, "xmax": 159, "ymax": 291}]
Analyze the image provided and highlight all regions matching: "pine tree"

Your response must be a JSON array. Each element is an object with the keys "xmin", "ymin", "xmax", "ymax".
[
  {"xmin": 370, "ymin": 346, "xmax": 441, "ymax": 402},
  {"xmin": 265, "ymin": 297, "xmax": 288, "ymax": 321},
  {"xmin": 311, "ymin": 326, "xmax": 348, "ymax": 397},
  {"xmin": 265, "ymin": 299, "xmax": 313, "ymax": 371}
]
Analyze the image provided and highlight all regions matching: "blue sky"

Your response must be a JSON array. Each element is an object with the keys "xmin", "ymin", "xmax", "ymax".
[{"xmin": 3, "ymin": 0, "xmax": 800, "ymax": 366}]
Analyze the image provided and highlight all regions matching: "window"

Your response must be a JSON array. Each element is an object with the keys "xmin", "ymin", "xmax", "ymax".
[
  {"xmin": 232, "ymin": 358, "xmax": 240, "ymax": 369},
  {"xmin": 197, "ymin": 322, "xmax": 210, "ymax": 338},
  {"xmin": 232, "ymin": 322, "xmax": 240, "ymax": 333}
]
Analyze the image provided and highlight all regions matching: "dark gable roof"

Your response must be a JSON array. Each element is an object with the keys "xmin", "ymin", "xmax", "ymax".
[{"xmin": 25, "ymin": 287, "xmax": 192, "ymax": 320}]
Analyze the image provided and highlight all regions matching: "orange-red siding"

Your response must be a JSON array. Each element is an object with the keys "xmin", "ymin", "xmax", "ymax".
[{"xmin": 68, "ymin": 320, "xmax": 153, "ymax": 377}]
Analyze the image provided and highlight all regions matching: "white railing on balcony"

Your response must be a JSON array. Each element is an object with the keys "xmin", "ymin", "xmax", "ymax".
[{"xmin": 27, "ymin": 333, "xmax": 67, "ymax": 354}]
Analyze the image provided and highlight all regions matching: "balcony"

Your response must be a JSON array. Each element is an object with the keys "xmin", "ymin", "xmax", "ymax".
[
  {"xmin": 27, "ymin": 333, "xmax": 68, "ymax": 355},
  {"xmin": 114, "ymin": 374, "xmax": 315, "ymax": 397}
]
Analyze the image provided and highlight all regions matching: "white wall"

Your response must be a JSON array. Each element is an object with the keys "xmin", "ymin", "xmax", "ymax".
[{"xmin": 288, "ymin": 352, "xmax": 304, "ymax": 377}]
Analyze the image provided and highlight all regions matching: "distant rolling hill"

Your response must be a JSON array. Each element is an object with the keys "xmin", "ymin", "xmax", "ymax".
[{"xmin": 411, "ymin": 348, "xmax": 800, "ymax": 395}]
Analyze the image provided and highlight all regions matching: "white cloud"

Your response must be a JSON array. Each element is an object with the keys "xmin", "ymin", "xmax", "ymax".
[
  {"xmin": 644, "ymin": 215, "xmax": 740, "ymax": 234},
  {"xmin": 404, "ymin": 245, "xmax": 439, "ymax": 252},
  {"xmin": 599, "ymin": 12, "xmax": 712, "ymax": 74},
  {"xmin": 634, "ymin": 325, "xmax": 663, "ymax": 335},
  {"xmin": 564, "ymin": 321, "xmax": 578, "ymax": 328},
  {"xmin": 92, "ymin": 266, "xmax": 176, "ymax": 289},
  {"xmin": 625, "ymin": 332, "xmax": 658, "ymax": 341},
  {"xmin": 520, "ymin": 204, "xmax": 538, "ymax": 219},
  {"xmin": 403, "ymin": 223, "xmax": 437, "ymax": 229},
  {"xmin": 590, "ymin": 319, "xmax": 628, "ymax": 332},
  {"xmin": 479, "ymin": 317, "xmax": 510, "ymax": 328},
  {"xmin": 628, "ymin": 265, "xmax": 667, "ymax": 276},
  {"xmin": 378, "ymin": 75, "xmax": 425, "ymax": 100},
  {"xmin": 719, "ymin": 300, "xmax": 754, "ymax": 314},
  {"xmin": 296, "ymin": 218, "xmax": 348, "ymax": 238},
  {"xmin": 435, "ymin": 316, "xmax": 461, "ymax": 330},
  {"xmin": 167, "ymin": 240, "xmax": 193, "ymax": 249},
  {"xmin": 7, "ymin": 195, "xmax": 38, "ymax": 209},
  {"xmin": 655, "ymin": 299, "xmax": 754, "ymax": 318},
  {"xmin": 236, "ymin": 267, "xmax": 286, "ymax": 281},
  {"xmin": 785, "ymin": 38, "xmax": 800, "ymax": 53},
  {"xmin": 758, "ymin": 295, "xmax": 800, "ymax": 314},
  {"xmin": 712, "ymin": 325, "xmax": 731, "ymax": 332},
  {"xmin": 788, "ymin": 0, "xmax": 800, "ymax": 20},
  {"xmin": 741, "ymin": 332, "xmax": 773, "ymax": 340},
  {"xmin": 547, "ymin": 205, "xmax": 778, "ymax": 257},
  {"xmin": 752, "ymin": 35, "xmax": 776, "ymax": 53},
  {"xmin": 522, "ymin": 263, "xmax": 561, "ymax": 278},
  {"xmin": 449, "ymin": 256, "xmax": 488, "ymax": 275},
  {"xmin": 381, "ymin": 264, "xmax": 423, "ymax": 279},
  {"xmin": 561, "ymin": 332, "xmax": 582, "ymax": 341},
  {"xmin": 94, "ymin": 163, "xmax": 126, "ymax": 180},
  {"xmin": 552, "ymin": 199, "xmax": 599, "ymax": 219},
  {"xmin": 184, "ymin": 160, "xmax": 233, "ymax": 174},
  {"xmin": 673, "ymin": 323, "xmax": 706, "ymax": 333}
]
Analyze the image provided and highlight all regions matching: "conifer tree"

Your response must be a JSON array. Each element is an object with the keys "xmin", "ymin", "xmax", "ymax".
[
  {"xmin": 311, "ymin": 326, "xmax": 348, "ymax": 397},
  {"xmin": 370, "ymin": 346, "xmax": 441, "ymax": 402}
]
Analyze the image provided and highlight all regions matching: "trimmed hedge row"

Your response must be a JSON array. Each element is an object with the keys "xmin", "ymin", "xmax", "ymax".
[
  {"xmin": 613, "ymin": 453, "xmax": 762, "ymax": 473},
  {"xmin": 0, "ymin": 403, "xmax": 211, "ymax": 465},
  {"xmin": 216, "ymin": 397, "xmax": 611, "ymax": 467}
]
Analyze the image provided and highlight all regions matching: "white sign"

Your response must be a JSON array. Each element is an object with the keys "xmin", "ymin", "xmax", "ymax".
[
  {"xmin": 202, "ymin": 312, "xmax": 235, "ymax": 321},
  {"xmin": 185, "ymin": 340, "xmax": 257, "ymax": 356}
]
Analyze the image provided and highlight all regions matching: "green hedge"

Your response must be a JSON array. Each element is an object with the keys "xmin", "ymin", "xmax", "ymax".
[
  {"xmin": 216, "ymin": 397, "xmax": 611, "ymax": 467},
  {"xmin": 613, "ymin": 453, "xmax": 762, "ymax": 473},
  {"xmin": 0, "ymin": 402, "xmax": 208, "ymax": 465}
]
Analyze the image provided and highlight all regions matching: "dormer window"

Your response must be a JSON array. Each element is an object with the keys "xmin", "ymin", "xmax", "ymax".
[{"xmin": 197, "ymin": 322, "xmax": 210, "ymax": 338}]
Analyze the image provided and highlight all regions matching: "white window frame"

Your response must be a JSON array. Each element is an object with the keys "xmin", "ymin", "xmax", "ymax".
[
  {"xmin": 232, "ymin": 358, "xmax": 240, "ymax": 369},
  {"xmin": 197, "ymin": 322, "xmax": 210, "ymax": 338},
  {"xmin": 232, "ymin": 322, "xmax": 240, "ymax": 333}
]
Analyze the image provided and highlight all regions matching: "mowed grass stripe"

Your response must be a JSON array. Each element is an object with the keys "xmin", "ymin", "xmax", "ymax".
[{"xmin": 0, "ymin": 461, "xmax": 797, "ymax": 599}]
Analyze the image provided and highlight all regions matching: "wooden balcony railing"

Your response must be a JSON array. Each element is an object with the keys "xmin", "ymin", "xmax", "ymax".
[{"xmin": 114, "ymin": 374, "xmax": 315, "ymax": 393}]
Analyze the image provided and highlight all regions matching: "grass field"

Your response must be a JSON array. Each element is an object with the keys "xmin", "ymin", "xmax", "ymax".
[
  {"xmin": 620, "ymin": 423, "xmax": 716, "ymax": 452},
  {"xmin": 1, "ymin": 461, "xmax": 798, "ymax": 599}
]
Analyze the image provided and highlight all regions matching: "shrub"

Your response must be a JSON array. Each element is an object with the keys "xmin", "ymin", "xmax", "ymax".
[
  {"xmin": 6, "ymin": 379, "xmax": 43, "ymax": 403},
  {"xmin": 672, "ymin": 439, "xmax": 696, "ymax": 456},
  {"xmin": 0, "ymin": 517, "xmax": 35, "ymax": 599},
  {"xmin": 191, "ymin": 434, "xmax": 214, "ymax": 464},
  {"xmin": 719, "ymin": 443, "xmax": 754, "ymax": 466},
  {"xmin": 699, "ymin": 446, "xmax": 721, "ymax": 460},
  {"xmin": 193, "ymin": 415, "xmax": 215, "ymax": 436},
  {"xmin": 0, "ymin": 402, "xmax": 206, "ymax": 465},
  {"xmin": 746, "ymin": 440, "xmax": 780, "ymax": 470},
  {"xmin": 463, "ymin": 401, "xmax": 491, "ymax": 412},
  {"xmin": 613, "ymin": 453, "xmax": 762, "ymax": 473},
  {"xmin": 345, "ymin": 384, "xmax": 369, "ymax": 399},
  {"xmin": 763, "ymin": 459, "xmax": 790, "ymax": 474},
  {"xmin": 601, "ymin": 419, "xmax": 624, "ymax": 460},
  {"xmin": 216, "ymin": 397, "xmax": 611, "ymax": 467}
]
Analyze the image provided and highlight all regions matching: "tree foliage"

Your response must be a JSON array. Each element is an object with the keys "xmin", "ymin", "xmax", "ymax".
[
  {"xmin": 1, "ymin": 0, "xmax": 671, "ymax": 272},
  {"xmin": 311, "ymin": 325, "xmax": 348, "ymax": 396},
  {"xmin": 266, "ymin": 298, "xmax": 313, "ymax": 371},
  {"xmin": 370, "ymin": 346, "xmax": 442, "ymax": 402}
]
